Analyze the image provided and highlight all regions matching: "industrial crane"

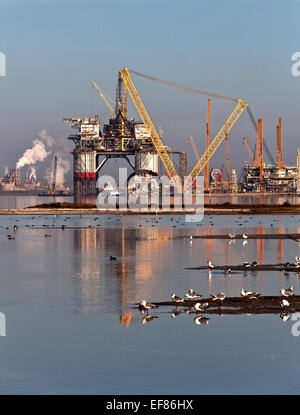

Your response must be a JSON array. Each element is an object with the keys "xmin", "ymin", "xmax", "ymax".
[
  {"xmin": 187, "ymin": 136, "xmax": 201, "ymax": 162},
  {"xmin": 91, "ymin": 81, "xmax": 115, "ymax": 116},
  {"xmin": 120, "ymin": 68, "xmax": 256, "ymax": 189},
  {"xmin": 119, "ymin": 68, "xmax": 179, "ymax": 183},
  {"xmin": 242, "ymin": 137, "xmax": 255, "ymax": 165}
]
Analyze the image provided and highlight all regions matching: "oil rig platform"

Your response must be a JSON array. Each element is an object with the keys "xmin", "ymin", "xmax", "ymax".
[{"xmin": 63, "ymin": 72, "xmax": 187, "ymax": 200}]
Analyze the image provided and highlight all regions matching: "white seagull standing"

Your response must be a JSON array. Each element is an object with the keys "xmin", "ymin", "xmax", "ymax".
[
  {"xmin": 185, "ymin": 289, "xmax": 202, "ymax": 299},
  {"xmin": 140, "ymin": 299, "xmax": 157, "ymax": 311},
  {"xmin": 211, "ymin": 292, "xmax": 225, "ymax": 301},
  {"xmin": 280, "ymin": 286, "xmax": 294, "ymax": 297},
  {"xmin": 207, "ymin": 261, "xmax": 215, "ymax": 269},
  {"xmin": 171, "ymin": 293, "xmax": 185, "ymax": 303},
  {"xmin": 240, "ymin": 289, "xmax": 260, "ymax": 298},
  {"xmin": 242, "ymin": 234, "xmax": 248, "ymax": 239}
]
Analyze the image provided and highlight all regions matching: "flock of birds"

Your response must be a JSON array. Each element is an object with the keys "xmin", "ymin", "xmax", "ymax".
[
  {"xmin": 139, "ymin": 284, "xmax": 296, "ymax": 325},
  {"xmin": 205, "ymin": 256, "xmax": 300, "ymax": 276}
]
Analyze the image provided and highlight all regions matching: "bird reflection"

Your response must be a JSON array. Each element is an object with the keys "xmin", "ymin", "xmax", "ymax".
[
  {"xmin": 141, "ymin": 315, "xmax": 159, "ymax": 325},
  {"xmin": 194, "ymin": 315, "xmax": 209, "ymax": 325},
  {"xmin": 171, "ymin": 308, "xmax": 185, "ymax": 318},
  {"xmin": 280, "ymin": 313, "xmax": 290, "ymax": 322}
]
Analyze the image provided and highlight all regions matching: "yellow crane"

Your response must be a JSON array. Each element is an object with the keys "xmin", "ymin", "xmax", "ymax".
[
  {"xmin": 185, "ymin": 100, "xmax": 247, "ymax": 187},
  {"xmin": 119, "ymin": 68, "xmax": 179, "ymax": 182},
  {"xmin": 91, "ymin": 81, "xmax": 115, "ymax": 116},
  {"xmin": 120, "ymin": 68, "xmax": 248, "ymax": 188}
]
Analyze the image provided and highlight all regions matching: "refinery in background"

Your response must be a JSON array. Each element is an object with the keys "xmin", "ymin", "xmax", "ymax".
[{"xmin": 0, "ymin": 158, "xmax": 72, "ymax": 196}]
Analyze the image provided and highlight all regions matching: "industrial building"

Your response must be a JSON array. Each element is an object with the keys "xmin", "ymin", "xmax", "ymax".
[
  {"xmin": 63, "ymin": 72, "xmax": 187, "ymax": 201},
  {"xmin": 63, "ymin": 69, "xmax": 300, "ymax": 200},
  {"xmin": 239, "ymin": 118, "xmax": 300, "ymax": 193}
]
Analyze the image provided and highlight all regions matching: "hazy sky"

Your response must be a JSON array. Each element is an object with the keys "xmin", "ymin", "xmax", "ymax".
[{"xmin": 0, "ymin": 0, "xmax": 299, "ymax": 181}]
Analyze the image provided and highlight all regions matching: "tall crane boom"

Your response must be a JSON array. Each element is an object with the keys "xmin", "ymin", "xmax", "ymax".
[
  {"xmin": 91, "ymin": 81, "xmax": 115, "ymax": 116},
  {"xmin": 187, "ymin": 136, "xmax": 200, "ymax": 162},
  {"xmin": 185, "ymin": 99, "xmax": 248, "ymax": 187},
  {"xmin": 242, "ymin": 137, "xmax": 255, "ymax": 165},
  {"xmin": 119, "ymin": 68, "xmax": 178, "ymax": 180}
]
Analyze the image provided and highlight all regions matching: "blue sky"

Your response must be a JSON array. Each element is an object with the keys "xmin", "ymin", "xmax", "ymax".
[{"xmin": 0, "ymin": 0, "xmax": 299, "ymax": 180}]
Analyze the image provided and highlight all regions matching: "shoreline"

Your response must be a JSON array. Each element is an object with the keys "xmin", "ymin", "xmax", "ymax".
[{"xmin": 1, "ymin": 206, "xmax": 300, "ymax": 215}]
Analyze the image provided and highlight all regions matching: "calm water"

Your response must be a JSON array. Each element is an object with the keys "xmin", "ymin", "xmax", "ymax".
[{"xmin": 0, "ymin": 211, "xmax": 300, "ymax": 394}]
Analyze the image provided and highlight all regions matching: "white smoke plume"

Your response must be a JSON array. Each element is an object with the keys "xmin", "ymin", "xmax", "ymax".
[
  {"xmin": 16, "ymin": 130, "xmax": 54, "ymax": 169},
  {"xmin": 29, "ymin": 166, "xmax": 36, "ymax": 181}
]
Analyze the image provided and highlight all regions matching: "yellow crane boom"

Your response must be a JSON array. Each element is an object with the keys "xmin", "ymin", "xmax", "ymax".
[
  {"xmin": 119, "ymin": 68, "xmax": 178, "ymax": 180},
  {"xmin": 121, "ymin": 68, "xmax": 248, "ymax": 188},
  {"xmin": 91, "ymin": 81, "xmax": 115, "ymax": 116},
  {"xmin": 185, "ymin": 99, "xmax": 247, "ymax": 187}
]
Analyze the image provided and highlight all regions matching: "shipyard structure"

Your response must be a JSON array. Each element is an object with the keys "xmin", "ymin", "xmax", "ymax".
[
  {"xmin": 63, "ymin": 73, "xmax": 187, "ymax": 201},
  {"xmin": 63, "ymin": 69, "xmax": 300, "ymax": 200}
]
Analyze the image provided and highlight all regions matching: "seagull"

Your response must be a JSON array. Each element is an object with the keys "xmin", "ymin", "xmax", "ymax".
[
  {"xmin": 110, "ymin": 256, "xmax": 117, "ymax": 261},
  {"xmin": 194, "ymin": 316, "xmax": 209, "ymax": 325},
  {"xmin": 185, "ymin": 289, "xmax": 202, "ymax": 299},
  {"xmin": 280, "ymin": 286, "xmax": 294, "ymax": 297},
  {"xmin": 241, "ymin": 288, "xmax": 252, "ymax": 297},
  {"xmin": 281, "ymin": 299, "xmax": 290, "ymax": 308},
  {"xmin": 141, "ymin": 315, "xmax": 159, "ymax": 325},
  {"xmin": 194, "ymin": 302, "xmax": 209, "ymax": 312},
  {"xmin": 189, "ymin": 236, "xmax": 193, "ymax": 241},
  {"xmin": 243, "ymin": 262, "xmax": 251, "ymax": 267},
  {"xmin": 242, "ymin": 234, "xmax": 248, "ymax": 239},
  {"xmin": 295, "ymin": 256, "xmax": 300, "ymax": 263},
  {"xmin": 171, "ymin": 293, "xmax": 185, "ymax": 303},
  {"xmin": 225, "ymin": 268, "xmax": 232, "ymax": 275},
  {"xmin": 140, "ymin": 300, "xmax": 157, "ymax": 311},
  {"xmin": 13, "ymin": 225, "xmax": 18, "ymax": 231},
  {"xmin": 211, "ymin": 292, "xmax": 225, "ymax": 301},
  {"xmin": 207, "ymin": 261, "xmax": 215, "ymax": 269},
  {"xmin": 240, "ymin": 288, "xmax": 260, "ymax": 298},
  {"xmin": 229, "ymin": 233, "xmax": 236, "ymax": 238}
]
